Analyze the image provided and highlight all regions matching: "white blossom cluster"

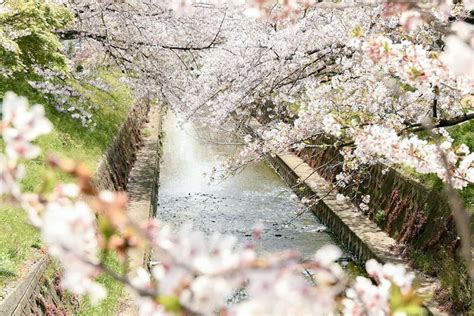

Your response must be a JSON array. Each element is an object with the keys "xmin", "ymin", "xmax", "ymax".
[
  {"xmin": 0, "ymin": 92, "xmax": 52, "ymax": 197},
  {"xmin": 343, "ymin": 259, "xmax": 416, "ymax": 315},
  {"xmin": 160, "ymin": 1, "xmax": 474, "ymax": 189},
  {"xmin": 54, "ymin": 0, "xmax": 472, "ymax": 184}
]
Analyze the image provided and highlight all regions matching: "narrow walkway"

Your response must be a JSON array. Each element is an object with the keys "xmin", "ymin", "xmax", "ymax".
[{"xmin": 119, "ymin": 104, "xmax": 162, "ymax": 315}]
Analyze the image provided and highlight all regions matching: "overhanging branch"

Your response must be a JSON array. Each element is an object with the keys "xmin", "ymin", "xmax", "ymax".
[{"xmin": 410, "ymin": 112, "xmax": 474, "ymax": 132}]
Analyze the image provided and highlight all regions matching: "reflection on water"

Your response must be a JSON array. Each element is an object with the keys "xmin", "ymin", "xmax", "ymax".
[{"xmin": 157, "ymin": 113, "xmax": 336, "ymax": 258}]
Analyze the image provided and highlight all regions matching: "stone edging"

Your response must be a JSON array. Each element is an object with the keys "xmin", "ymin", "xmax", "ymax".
[
  {"xmin": 0, "ymin": 257, "xmax": 49, "ymax": 315},
  {"xmin": 268, "ymin": 153, "xmax": 443, "ymax": 315},
  {"xmin": 125, "ymin": 104, "xmax": 163, "ymax": 272},
  {"xmin": 119, "ymin": 104, "xmax": 164, "ymax": 315},
  {"xmin": 92, "ymin": 100, "xmax": 151, "ymax": 191}
]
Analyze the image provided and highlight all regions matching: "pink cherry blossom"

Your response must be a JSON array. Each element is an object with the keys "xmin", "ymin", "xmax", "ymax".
[
  {"xmin": 1, "ymin": 92, "xmax": 52, "ymax": 160},
  {"xmin": 41, "ymin": 198, "xmax": 105, "ymax": 302},
  {"xmin": 0, "ymin": 153, "xmax": 24, "ymax": 199}
]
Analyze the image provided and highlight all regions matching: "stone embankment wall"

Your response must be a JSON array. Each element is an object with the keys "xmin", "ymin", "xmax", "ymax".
[
  {"xmin": 268, "ymin": 153, "xmax": 442, "ymax": 314},
  {"xmin": 92, "ymin": 100, "xmax": 151, "ymax": 191},
  {"xmin": 0, "ymin": 99, "xmax": 153, "ymax": 315},
  {"xmin": 296, "ymin": 137, "xmax": 458, "ymax": 262},
  {"xmin": 119, "ymin": 104, "xmax": 164, "ymax": 315},
  {"xmin": 294, "ymin": 137, "xmax": 470, "ymax": 312}
]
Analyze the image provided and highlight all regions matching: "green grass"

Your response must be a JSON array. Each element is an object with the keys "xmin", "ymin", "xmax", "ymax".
[
  {"xmin": 398, "ymin": 119, "xmax": 474, "ymax": 212},
  {"xmin": 448, "ymin": 120, "xmax": 474, "ymax": 213},
  {"xmin": 77, "ymin": 253, "xmax": 125, "ymax": 316},
  {"xmin": 344, "ymin": 261, "xmax": 367, "ymax": 280},
  {"xmin": 409, "ymin": 250, "xmax": 433, "ymax": 275},
  {"xmin": 0, "ymin": 207, "xmax": 41, "ymax": 288},
  {"xmin": 0, "ymin": 67, "xmax": 132, "ymax": 303},
  {"xmin": 395, "ymin": 120, "xmax": 473, "ymax": 311}
]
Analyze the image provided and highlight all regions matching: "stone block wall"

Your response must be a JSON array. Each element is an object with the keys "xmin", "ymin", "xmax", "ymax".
[
  {"xmin": 295, "ymin": 141, "xmax": 458, "ymax": 267},
  {"xmin": 92, "ymin": 99, "xmax": 151, "ymax": 191},
  {"xmin": 269, "ymin": 155, "xmax": 379, "ymax": 263},
  {"xmin": 295, "ymin": 139, "xmax": 471, "ymax": 311},
  {"xmin": 268, "ymin": 153, "xmax": 442, "ymax": 314}
]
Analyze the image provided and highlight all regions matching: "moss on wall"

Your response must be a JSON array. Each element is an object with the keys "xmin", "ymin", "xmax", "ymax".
[{"xmin": 294, "ymin": 138, "xmax": 471, "ymax": 313}]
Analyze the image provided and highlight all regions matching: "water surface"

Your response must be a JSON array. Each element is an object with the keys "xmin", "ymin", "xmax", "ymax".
[{"xmin": 157, "ymin": 113, "xmax": 336, "ymax": 258}]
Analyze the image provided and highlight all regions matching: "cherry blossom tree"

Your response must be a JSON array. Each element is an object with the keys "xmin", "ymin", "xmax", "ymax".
[
  {"xmin": 53, "ymin": 0, "xmax": 473, "ymax": 190},
  {"xmin": 0, "ymin": 1, "xmax": 104, "ymax": 126},
  {"xmin": 1, "ymin": 0, "xmax": 473, "ymax": 314}
]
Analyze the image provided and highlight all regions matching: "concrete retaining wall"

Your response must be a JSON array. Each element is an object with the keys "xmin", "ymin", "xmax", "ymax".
[
  {"xmin": 92, "ymin": 100, "xmax": 151, "ymax": 191},
  {"xmin": 268, "ymin": 153, "xmax": 442, "ymax": 314},
  {"xmin": 0, "ymin": 258, "xmax": 63, "ymax": 316},
  {"xmin": 124, "ymin": 104, "xmax": 163, "ymax": 272},
  {"xmin": 119, "ymin": 105, "xmax": 164, "ymax": 315},
  {"xmin": 296, "ymin": 140, "xmax": 459, "ymax": 263},
  {"xmin": 0, "ymin": 99, "xmax": 152, "ymax": 315},
  {"xmin": 295, "ymin": 138, "xmax": 471, "ymax": 312}
]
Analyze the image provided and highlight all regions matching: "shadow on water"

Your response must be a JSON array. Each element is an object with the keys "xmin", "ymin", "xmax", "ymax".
[{"xmin": 156, "ymin": 113, "xmax": 337, "ymax": 258}]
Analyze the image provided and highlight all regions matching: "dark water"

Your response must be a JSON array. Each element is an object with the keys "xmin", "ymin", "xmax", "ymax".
[{"xmin": 156, "ymin": 113, "xmax": 336, "ymax": 258}]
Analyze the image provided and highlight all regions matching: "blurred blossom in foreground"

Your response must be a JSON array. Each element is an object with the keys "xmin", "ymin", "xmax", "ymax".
[{"xmin": 1, "ymin": 92, "xmax": 52, "ymax": 160}]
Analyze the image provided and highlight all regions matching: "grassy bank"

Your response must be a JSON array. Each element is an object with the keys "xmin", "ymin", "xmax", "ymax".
[
  {"xmin": 77, "ymin": 253, "xmax": 125, "ymax": 315},
  {"xmin": 0, "ymin": 68, "xmax": 132, "ymax": 314},
  {"xmin": 371, "ymin": 119, "xmax": 473, "ymax": 312},
  {"xmin": 403, "ymin": 120, "xmax": 473, "ymax": 312},
  {"xmin": 399, "ymin": 120, "xmax": 474, "ymax": 212}
]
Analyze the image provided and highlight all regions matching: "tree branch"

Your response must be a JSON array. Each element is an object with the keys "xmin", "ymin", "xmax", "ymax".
[{"xmin": 411, "ymin": 112, "xmax": 474, "ymax": 132}]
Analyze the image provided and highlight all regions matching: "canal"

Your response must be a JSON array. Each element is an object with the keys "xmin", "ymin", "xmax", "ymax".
[{"xmin": 156, "ymin": 113, "xmax": 337, "ymax": 258}]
